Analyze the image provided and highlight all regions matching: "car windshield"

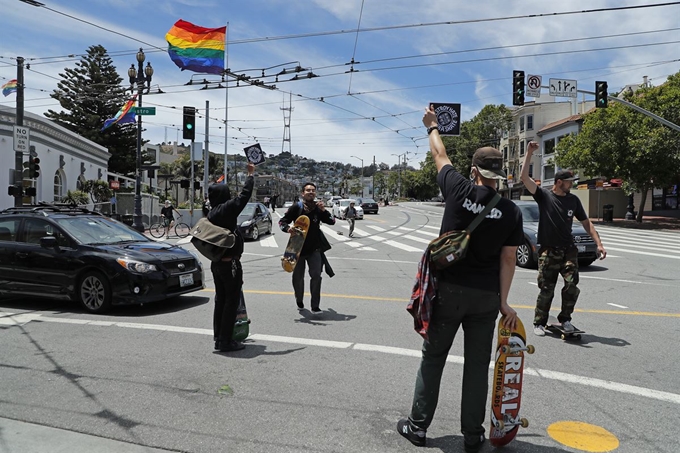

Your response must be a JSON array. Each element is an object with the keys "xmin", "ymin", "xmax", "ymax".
[
  {"xmin": 519, "ymin": 204, "xmax": 540, "ymax": 222},
  {"xmin": 339, "ymin": 200, "xmax": 356, "ymax": 207},
  {"xmin": 54, "ymin": 216, "xmax": 149, "ymax": 245},
  {"xmin": 238, "ymin": 204, "xmax": 257, "ymax": 222},
  {"xmin": 361, "ymin": 198, "xmax": 376, "ymax": 204}
]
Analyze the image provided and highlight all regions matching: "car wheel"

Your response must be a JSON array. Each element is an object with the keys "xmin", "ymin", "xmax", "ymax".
[
  {"xmin": 579, "ymin": 259, "xmax": 595, "ymax": 267},
  {"xmin": 251, "ymin": 225, "xmax": 259, "ymax": 241},
  {"xmin": 78, "ymin": 270, "xmax": 112, "ymax": 314},
  {"xmin": 516, "ymin": 240, "xmax": 536, "ymax": 268},
  {"xmin": 267, "ymin": 218, "xmax": 272, "ymax": 234}
]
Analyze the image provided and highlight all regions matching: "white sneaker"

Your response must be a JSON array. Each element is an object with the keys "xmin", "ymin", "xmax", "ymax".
[
  {"xmin": 561, "ymin": 320, "xmax": 575, "ymax": 332},
  {"xmin": 533, "ymin": 325, "xmax": 546, "ymax": 336}
]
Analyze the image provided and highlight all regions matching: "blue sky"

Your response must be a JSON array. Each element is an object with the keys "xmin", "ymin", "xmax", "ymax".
[{"xmin": 2, "ymin": 0, "xmax": 679, "ymax": 168}]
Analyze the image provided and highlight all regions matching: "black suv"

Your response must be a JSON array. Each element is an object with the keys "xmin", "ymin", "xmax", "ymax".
[{"xmin": 0, "ymin": 204, "xmax": 204, "ymax": 313}]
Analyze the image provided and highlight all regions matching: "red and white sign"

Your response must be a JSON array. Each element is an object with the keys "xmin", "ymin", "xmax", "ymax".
[{"xmin": 109, "ymin": 180, "xmax": 120, "ymax": 190}]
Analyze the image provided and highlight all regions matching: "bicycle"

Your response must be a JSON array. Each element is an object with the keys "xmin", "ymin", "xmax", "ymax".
[{"xmin": 149, "ymin": 216, "xmax": 191, "ymax": 239}]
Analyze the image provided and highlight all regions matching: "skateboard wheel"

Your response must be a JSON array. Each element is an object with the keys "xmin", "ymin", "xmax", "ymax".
[
  {"xmin": 560, "ymin": 334, "xmax": 566, "ymax": 340},
  {"xmin": 520, "ymin": 418, "xmax": 529, "ymax": 428},
  {"xmin": 526, "ymin": 345, "xmax": 535, "ymax": 354},
  {"xmin": 575, "ymin": 334, "xmax": 582, "ymax": 340},
  {"xmin": 496, "ymin": 420, "xmax": 505, "ymax": 430},
  {"xmin": 500, "ymin": 345, "xmax": 511, "ymax": 354}
]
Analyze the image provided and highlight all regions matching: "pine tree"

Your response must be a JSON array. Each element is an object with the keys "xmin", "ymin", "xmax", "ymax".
[{"xmin": 45, "ymin": 45, "xmax": 137, "ymax": 175}]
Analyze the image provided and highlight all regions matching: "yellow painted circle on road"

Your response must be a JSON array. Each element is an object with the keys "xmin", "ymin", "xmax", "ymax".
[{"xmin": 547, "ymin": 421, "xmax": 619, "ymax": 452}]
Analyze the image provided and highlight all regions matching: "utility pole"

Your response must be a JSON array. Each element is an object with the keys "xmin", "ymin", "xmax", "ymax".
[
  {"xmin": 14, "ymin": 57, "xmax": 25, "ymax": 207},
  {"xmin": 204, "ymin": 100, "xmax": 210, "ymax": 200}
]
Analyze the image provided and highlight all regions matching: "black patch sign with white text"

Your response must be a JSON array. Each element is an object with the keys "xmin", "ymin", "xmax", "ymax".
[{"xmin": 431, "ymin": 103, "xmax": 461, "ymax": 136}]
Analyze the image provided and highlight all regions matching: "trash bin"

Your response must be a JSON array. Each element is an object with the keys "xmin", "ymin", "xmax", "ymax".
[{"xmin": 602, "ymin": 204, "xmax": 614, "ymax": 222}]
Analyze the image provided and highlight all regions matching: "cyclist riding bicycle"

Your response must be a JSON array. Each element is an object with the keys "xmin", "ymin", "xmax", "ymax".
[{"xmin": 161, "ymin": 200, "xmax": 181, "ymax": 238}]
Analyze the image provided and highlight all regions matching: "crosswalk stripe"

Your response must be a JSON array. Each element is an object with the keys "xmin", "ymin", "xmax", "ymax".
[
  {"xmin": 258, "ymin": 235, "xmax": 279, "ymax": 248},
  {"xmin": 366, "ymin": 225, "xmax": 387, "ymax": 232},
  {"xmin": 349, "ymin": 227, "xmax": 423, "ymax": 252},
  {"xmin": 599, "ymin": 231, "xmax": 680, "ymax": 246},
  {"xmin": 598, "ymin": 226, "xmax": 680, "ymax": 240},
  {"xmin": 599, "ymin": 239, "xmax": 680, "ymax": 254},
  {"xmin": 599, "ymin": 234, "xmax": 680, "ymax": 249},
  {"xmin": 421, "ymin": 225, "xmax": 441, "ymax": 231},
  {"xmin": 605, "ymin": 246, "xmax": 680, "ymax": 260},
  {"xmin": 397, "ymin": 227, "xmax": 438, "ymax": 238}
]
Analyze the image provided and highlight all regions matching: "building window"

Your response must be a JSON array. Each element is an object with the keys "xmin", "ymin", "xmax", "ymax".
[
  {"xmin": 54, "ymin": 170, "xmax": 66, "ymax": 202},
  {"xmin": 527, "ymin": 115, "xmax": 534, "ymax": 130},
  {"xmin": 544, "ymin": 166, "xmax": 555, "ymax": 180},
  {"xmin": 529, "ymin": 164, "xmax": 534, "ymax": 177},
  {"xmin": 519, "ymin": 116, "xmax": 525, "ymax": 132},
  {"xmin": 544, "ymin": 138, "xmax": 556, "ymax": 155},
  {"xmin": 519, "ymin": 140, "xmax": 525, "ymax": 156},
  {"xmin": 503, "ymin": 147, "xmax": 508, "ymax": 160}
]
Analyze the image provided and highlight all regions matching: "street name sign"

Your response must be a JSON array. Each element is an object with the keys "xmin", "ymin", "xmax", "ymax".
[
  {"xmin": 526, "ymin": 74, "xmax": 542, "ymax": 98},
  {"xmin": 13, "ymin": 125, "xmax": 30, "ymax": 153},
  {"xmin": 549, "ymin": 78, "xmax": 577, "ymax": 98},
  {"xmin": 135, "ymin": 107, "xmax": 156, "ymax": 115}
]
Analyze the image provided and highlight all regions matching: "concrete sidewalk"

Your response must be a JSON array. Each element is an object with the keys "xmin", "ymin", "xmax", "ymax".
[
  {"xmin": 0, "ymin": 417, "xmax": 177, "ymax": 453},
  {"xmin": 593, "ymin": 209, "xmax": 680, "ymax": 230}
]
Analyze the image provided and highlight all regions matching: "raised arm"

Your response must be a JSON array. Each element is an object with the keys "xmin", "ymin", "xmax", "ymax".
[
  {"xmin": 422, "ymin": 105, "xmax": 452, "ymax": 173},
  {"xmin": 234, "ymin": 163, "xmax": 256, "ymax": 211},
  {"xmin": 520, "ymin": 141, "xmax": 539, "ymax": 195}
]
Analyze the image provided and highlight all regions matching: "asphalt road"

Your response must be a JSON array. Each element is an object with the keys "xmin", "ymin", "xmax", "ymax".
[{"xmin": 1, "ymin": 202, "xmax": 679, "ymax": 452}]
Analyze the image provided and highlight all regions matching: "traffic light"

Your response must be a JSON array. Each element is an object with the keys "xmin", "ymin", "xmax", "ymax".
[
  {"xmin": 595, "ymin": 81, "xmax": 608, "ymax": 108},
  {"xmin": 183, "ymin": 106, "xmax": 196, "ymax": 140},
  {"xmin": 180, "ymin": 179, "xmax": 190, "ymax": 189},
  {"xmin": 28, "ymin": 156, "xmax": 41, "ymax": 179},
  {"xmin": 25, "ymin": 187, "xmax": 37, "ymax": 197},
  {"xmin": 512, "ymin": 70, "xmax": 525, "ymax": 106},
  {"xmin": 194, "ymin": 181, "xmax": 201, "ymax": 190}
]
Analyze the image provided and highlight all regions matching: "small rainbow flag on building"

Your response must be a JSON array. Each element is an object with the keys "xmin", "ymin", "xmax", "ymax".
[
  {"xmin": 2, "ymin": 79, "xmax": 18, "ymax": 97},
  {"xmin": 101, "ymin": 95, "xmax": 137, "ymax": 131},
  {"xmin": 166, "ymin": 20, "xmax": 226, "ymax": 75}
]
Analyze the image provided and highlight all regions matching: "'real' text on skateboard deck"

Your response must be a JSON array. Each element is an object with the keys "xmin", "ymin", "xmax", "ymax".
[{"xmin": 489, "ymin": 316, "xmax": 534, "ymax": 447}]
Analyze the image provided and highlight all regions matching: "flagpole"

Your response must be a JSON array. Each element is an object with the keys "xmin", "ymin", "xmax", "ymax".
[{"xmin": 223, "ymin": 22, "xmax": 229, "ymax": 188}]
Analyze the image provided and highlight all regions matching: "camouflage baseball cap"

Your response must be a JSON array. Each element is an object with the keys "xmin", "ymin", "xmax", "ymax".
[{"xmin": 472, "ymin": 147, "xmax": 506, "ymax": 180}]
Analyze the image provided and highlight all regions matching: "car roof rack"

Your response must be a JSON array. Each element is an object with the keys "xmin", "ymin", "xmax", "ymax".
[{"xmin": 0, "ymin": 202, "xmax": 103, "ymax": 216}]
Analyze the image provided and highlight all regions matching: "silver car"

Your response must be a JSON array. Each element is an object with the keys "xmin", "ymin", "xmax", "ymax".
[{"xmin": 514, "ymin": 200, "xmax": 598, "ymax": 268}]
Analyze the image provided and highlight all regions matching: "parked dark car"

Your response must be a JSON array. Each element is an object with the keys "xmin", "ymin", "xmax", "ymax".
[
  {"xmin": 355, "ymin": 197, "xmax": 379, "ymax": 214},
  {"xmin": 237, "ymin": 202, "xmax": 272, "ymax": 240},
  {"xmin": 0, "ymin": 204, "xmax": 204, "ymax": 314},
  {"xmin": 513, "ymin": 200, "xmax": 598, "ymax": 268}
]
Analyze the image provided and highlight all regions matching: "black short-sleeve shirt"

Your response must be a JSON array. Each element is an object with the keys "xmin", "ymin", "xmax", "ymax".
[
  {"xmin": 532, "ymin": 187, "xmax": 587, "ymax": 247},
  {"xmin": 437, "ymin": 165, "xmax": 524, "ymax": 292}
]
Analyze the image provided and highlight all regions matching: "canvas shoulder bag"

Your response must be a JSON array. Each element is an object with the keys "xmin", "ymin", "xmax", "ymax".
[
  {"xmin": 428, "ymin": 193, "xmax": 501, "ymax": 270},
  {"xmin": 190, "ymin": 217, "xmax": 237, "ymax": 262}
]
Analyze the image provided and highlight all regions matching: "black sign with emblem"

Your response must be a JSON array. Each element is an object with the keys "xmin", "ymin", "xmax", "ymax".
[{"xmin": 431, "ymin": 103, "xmax": 461, "ymax": 136}]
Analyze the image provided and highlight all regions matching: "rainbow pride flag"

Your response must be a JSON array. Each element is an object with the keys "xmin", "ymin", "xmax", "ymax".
[
  {"xmin": 2, "ymin": 79, "xmax": 17, "ymax": 97},
  {"xmin": 101, "ymin": 95, "xmax": 137, "ymax": 131},
  {"xmin": 166, "ymin": 20, "xmax": 226, "ymax": 75}
]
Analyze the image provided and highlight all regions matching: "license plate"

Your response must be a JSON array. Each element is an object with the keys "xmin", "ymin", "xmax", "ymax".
[
  {"xmin": 577, "ymin": 245, "xmax": 586, "ymax": 253},
  {"xmin": 179, "ymin": 274, "xmax": 194, "ymax": 287}
]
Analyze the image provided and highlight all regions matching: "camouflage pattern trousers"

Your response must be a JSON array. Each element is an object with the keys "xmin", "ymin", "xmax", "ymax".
[{"xmin": 534, "ymin": 246, "xmax": 580, "ymax": 326}]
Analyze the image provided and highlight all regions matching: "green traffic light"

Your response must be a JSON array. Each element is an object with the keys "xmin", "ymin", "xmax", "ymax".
[{"xmin": 187, "ymin": 124, "xmax": 193, "ymax": 129}]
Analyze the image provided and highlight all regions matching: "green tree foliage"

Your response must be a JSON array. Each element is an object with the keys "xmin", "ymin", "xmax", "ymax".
[
  {"xmin": 80, "ymin": 180, "xmax": 113, "ymax": 204},
  {"xmin": 45, "ymin": 45, "xmax": 136, "ymax": 175},
  {"xmin": 61, "ymin": 190, "xmax": 90, "ymax": 206},
  {"xmin": 556, "ymin": 72, "xmax": 680, "ymax": 222}
]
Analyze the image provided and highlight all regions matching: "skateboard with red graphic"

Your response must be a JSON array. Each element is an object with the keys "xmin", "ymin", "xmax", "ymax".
[
  {"xmin": 281, "ymin": 215, "xmax": 310, "ymax": 273},
  {"xmin": 489, "ymin": 316, "xmax": 534, "ymax": 447}
]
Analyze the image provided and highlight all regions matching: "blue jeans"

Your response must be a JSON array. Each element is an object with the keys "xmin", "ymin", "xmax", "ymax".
[
  {"xmin": 292, "ymin": 250, "xmax": 322, "ymax": 309},
  {"xmin": 409, "ymin": 281, "xmax": 500, "ymax": 437}
]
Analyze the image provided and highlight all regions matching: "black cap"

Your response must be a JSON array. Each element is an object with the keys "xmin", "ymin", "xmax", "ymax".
[
  {"xmin": 472, "ymin": 147, "xmax": 506, "ymax": 180},
  {"xmin": 555, "ymin": 169, "xmax": 576, "ymax": 181}
]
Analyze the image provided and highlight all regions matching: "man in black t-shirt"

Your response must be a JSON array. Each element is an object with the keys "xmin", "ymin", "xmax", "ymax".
[
  {"xmin": 397, "ymin": 105, "xmax": 523, "ymax": 452},
  {"xmin": 520, "ymin": 142, "xmax": 607, "ymax": 337}
]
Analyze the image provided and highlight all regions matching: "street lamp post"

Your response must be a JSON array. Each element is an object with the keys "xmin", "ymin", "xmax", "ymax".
[
  {"xmin": 350, "ymin": 155, "xmax": 363, "ymax": 197},
  {"xmin": 128, "ymin": 48, "xmax": 154, "ymax": 232},
  {"xmin": 391, "ymin": 153, "xmax": 406, "ymax": 199}
]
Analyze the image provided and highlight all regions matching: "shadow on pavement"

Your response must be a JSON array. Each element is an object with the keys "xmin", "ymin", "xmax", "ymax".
[
  {"xmin": 425, "ymin": 434, "xmax": 571, "ymax": 452},
  {"xmin": 579, "ymin": 264, "xmax": 608, "ymax": 272},
  {"xmin": 213, "ymin": 343, "xmax": 306, "ymax": 359},
  {"xmin": 544, "ymin": 332, "xmax": 630, "ymax": 349},
  {"xmin": 294, "ymin": 307, "xmax": 357, "ymax": 326}
]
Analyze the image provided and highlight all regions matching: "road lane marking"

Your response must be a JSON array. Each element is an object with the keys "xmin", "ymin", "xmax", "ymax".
[
  {"xmin": 547, "ymin": 421, "xmax": 619, "ymax": 452},
  {"xmin": 5, "ymin": 310, "xmax": 679, "ymax": 406},
  {"xmin": 607, "ymin": 303, "xmax": 629, "ymax": 309},
  {"xmin": 595, "ymin": 246, "xmax": 680, "ymax": 260},
  {"xmin": 258, "ymin": 235, "xmax": 278, "ymax": 248}
]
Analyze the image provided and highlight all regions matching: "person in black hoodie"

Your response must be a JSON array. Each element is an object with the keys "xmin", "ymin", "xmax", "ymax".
[{"xmin": 207, "ymin": 162, "xmax": 255, "ymax": 352}]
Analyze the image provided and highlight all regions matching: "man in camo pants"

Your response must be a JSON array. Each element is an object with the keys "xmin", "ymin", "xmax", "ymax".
[{"xmin": 520, "ymin": 142, "xmax": 607, "ymax": 336}]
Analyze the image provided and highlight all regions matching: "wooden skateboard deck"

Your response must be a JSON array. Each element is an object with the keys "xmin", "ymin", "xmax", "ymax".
[
  {"xmin": 489, "ymin": 316, "xmax": 534, "ymax": 447},
  {"xmin": 232, "ymin": 290, "xmax": 250, "ymax": 341},
  {"xmin": 281, "ymin": 215, "xmax": 310, "ymax": 273},
  {"xmin": 546, "ymin": 315, "xmax": 584, "ymax": 340}
]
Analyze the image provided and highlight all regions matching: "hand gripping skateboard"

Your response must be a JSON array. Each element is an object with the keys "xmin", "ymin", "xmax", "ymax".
[
  {"xmin": 281, "ymin": 215, "xmax": 310, "ymax": 273},
  {"xmin": 489, "ymin": 316, "xmax": 535, "ymax": 447},
  {"xmin": 545, "ymin": 315, "xmax": 584, "ymax": 341},
  {"xmin": 232, "ymin": 290, "xmax": 250, "ymax": 342}
]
